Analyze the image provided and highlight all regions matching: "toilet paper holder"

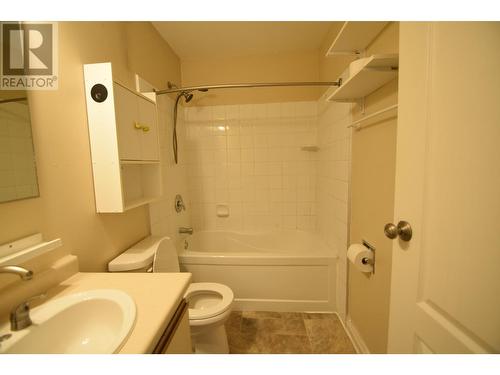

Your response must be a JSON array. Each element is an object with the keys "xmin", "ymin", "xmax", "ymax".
[
  {"xmin": 362, "ymin": 240, "xmax": 376, "ymax": 274},
  {"xmin": 361, "ymin": 257, "xmax": 373, "ymax": 265}
]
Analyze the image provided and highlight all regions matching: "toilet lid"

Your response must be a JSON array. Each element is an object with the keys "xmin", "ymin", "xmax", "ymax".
[{"xmin": 184, "ymin": 282, "xmax": 234, "ymax": 320}]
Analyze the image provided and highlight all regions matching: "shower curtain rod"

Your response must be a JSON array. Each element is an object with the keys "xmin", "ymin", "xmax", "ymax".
[
  {"xmin": 0, "ymin": 97, "xmax": 27, "ymax": 104},
  {"xmin": 155, "ymin": 80, "xmax": 341, "ymax": 96}
]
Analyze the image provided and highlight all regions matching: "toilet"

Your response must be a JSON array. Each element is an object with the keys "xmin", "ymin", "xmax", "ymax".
[{"xmin": 108, "ymin": 236, "xmax": 234, "ymax": 354}]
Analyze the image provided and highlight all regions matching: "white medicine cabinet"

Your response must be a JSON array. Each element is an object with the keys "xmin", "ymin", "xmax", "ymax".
[{"xmin": 83, "ymin": 62, "xmax": 161, "ymax": 213}]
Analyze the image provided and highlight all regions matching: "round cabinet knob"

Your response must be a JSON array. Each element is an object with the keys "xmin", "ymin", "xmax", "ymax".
[{"xmin": 384, "ymin": 220, "xmax": 413, "ymax": 241}]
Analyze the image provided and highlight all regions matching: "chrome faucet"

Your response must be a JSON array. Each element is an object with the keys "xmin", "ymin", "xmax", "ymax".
[
  {"xmin": 0, "ymin": 265, "xmax": 43, "ymax": 331},
  {"xmin": 0, "ymin": 266, "xmax": 33, "ymax": 280},
  {"xmin": 0, "ymin": 265, "xmax": 33, "ymax": 280},
  {"xmin": 179, "ymin": 227, "xmax": 193, "ymax": 235},
  {"xmin": 10, "ymin": 294, "xmax": 46, "ymax": 331}
]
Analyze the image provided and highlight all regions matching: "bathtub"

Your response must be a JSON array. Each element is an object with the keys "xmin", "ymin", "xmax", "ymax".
[{"xmin": 178, "ymin": 230, "xmax": 337, "ymax": 312}]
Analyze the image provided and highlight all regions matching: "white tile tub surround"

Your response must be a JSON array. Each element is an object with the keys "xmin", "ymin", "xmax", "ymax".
[
  {"xmin": 316, "ymin": 99, "xmax": 352, "ymax": 321},
  {"xmin": 148, "ymin": 95, "xmax": 192, "ymax": 245},
  {"xmin": 185, "ymin": 102, "xmax": 318, "ymax": 233}
]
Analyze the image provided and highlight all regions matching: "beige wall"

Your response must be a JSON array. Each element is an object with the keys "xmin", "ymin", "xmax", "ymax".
[
  {"xmin": 181, "ymin": 52, "xmax": 322, "ymax": 106},
  {"xmin": 0, "ymin": 22, "xmax": 181, "ymax": 273},
  {"xmin": 347, "ymin": 22, "xmax": 399, "ymax": 353}
]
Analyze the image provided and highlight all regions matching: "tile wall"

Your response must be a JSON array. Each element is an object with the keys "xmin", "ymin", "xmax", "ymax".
[
  {"xmin": 184, "ymin": 102, "xmax": 318, "ymax": 232},
  {"xmin": 148, "ymin": 95, "xmax": 192, "ymax": 245},
  {"xmin": 316, "ymin": 99, "xmax": 352, "ymax": 320}
]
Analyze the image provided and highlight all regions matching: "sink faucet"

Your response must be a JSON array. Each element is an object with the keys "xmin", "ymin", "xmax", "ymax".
[
  {"xmin": 179, "ymin": 227, "xmax": 193, "ymax": 235},
  {"xmin": 0, "ymin": 265, "xmax": 33, "ymax": 280},
  {"xmin": 0, "ymin": 265, "xmax": 44, "ymax": 331},
  {"xmin": 10, "ymin": 294, "xmax": 46, "ymax": 331}
]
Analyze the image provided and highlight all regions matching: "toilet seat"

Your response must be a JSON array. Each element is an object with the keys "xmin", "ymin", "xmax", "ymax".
[{"xmin": 185, "ymin": 282, "xmax": 233, "ymax": 321}]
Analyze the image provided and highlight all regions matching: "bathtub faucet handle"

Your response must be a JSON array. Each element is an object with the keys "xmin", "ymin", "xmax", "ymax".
[
  {"xmin": 174, "ymin": 194, "xmax": 186, "ymax": 213},
  {"xmin": 179, "ymin": 227, "xmax": 193, "ymax": 235}
]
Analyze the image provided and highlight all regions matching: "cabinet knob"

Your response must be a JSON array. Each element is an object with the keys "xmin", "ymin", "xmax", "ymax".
[{"xmin": 134, "ymin": 122, "xmax": 150, "ymax": 132}]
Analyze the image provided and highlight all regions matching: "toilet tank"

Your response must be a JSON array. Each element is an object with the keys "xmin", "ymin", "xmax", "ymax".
[{"xmin": 108, "ymin": 236, "xmax": 180, "ymax": 273}]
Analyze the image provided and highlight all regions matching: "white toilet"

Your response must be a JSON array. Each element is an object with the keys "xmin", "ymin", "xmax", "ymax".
[{"xmin": 108, "ymin": 236, "xmax": 234, "ymax": 354}]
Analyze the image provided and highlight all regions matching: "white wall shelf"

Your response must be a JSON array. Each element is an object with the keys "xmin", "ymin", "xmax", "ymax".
[
  {"xmin": 83, "ymin": 63, "xmax": 162, "ymax": 213},
  {"xmin": 326, "ymin": 22, "xmax": 389, "ymax": 56},
  {"xmin": 327, "ymin": 54, "xmax": 399, "ymax": 102},
  {"xmin": 0, "ymin": 233, "xmax": 62, "ymax": 267}
]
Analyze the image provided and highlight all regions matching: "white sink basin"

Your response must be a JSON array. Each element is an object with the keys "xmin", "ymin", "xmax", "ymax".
[{"xmin": 0, "ymin": 289, "xmax": 136, "ymax": 354}]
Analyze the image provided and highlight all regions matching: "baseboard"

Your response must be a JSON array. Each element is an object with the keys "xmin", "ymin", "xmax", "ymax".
[
  {"xmin": 345, "ymin": 316, "xmax": 371, "ymax": 354},
  {"xmin": 233, "ymin": 298, "xmax": 335, "ymax": 312}
]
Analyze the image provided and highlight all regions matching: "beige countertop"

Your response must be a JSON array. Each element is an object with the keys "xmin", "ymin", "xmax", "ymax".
[{"xmin": 29, "ymin": 272, "xmax": 192, "ymax": 354}]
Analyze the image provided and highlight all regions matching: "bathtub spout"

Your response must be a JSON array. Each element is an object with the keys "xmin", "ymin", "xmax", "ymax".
[{"xmin": 179, "ymin": 227, "xmax": 194, "ymax": 235}]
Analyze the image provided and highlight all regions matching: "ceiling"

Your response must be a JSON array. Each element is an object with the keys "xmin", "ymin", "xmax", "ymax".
[{"xmin": 152, "ymin": 21, "xmax": 336, "ymax": 60}]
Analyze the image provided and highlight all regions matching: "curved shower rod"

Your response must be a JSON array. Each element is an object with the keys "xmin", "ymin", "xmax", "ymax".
[{"xmin": 155, "ymin": 80, "xmax": 341, "ymax": 96}]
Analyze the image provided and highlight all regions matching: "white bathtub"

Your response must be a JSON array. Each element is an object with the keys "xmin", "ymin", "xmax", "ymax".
[{"xmin": 178, "ymin": 230, "xmax": 337, "ymax": 312}]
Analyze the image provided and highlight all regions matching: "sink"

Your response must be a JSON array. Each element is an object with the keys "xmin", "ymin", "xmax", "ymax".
[{"xmin": 0, "ymin": 289, "xmax": 136, "ymax": 354}]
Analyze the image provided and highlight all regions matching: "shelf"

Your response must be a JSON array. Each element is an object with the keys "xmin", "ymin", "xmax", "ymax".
[
  {"xmin": 120, "ymin": 160, "xmax": 160, "ymax": 165},
  {"xmin": 0, "ymin": 233, "xmax": 62, "ymax": 267},
  {"xmin": 121, "ymin": 163, "xmax": 161, "ymax": 212},
  {"xmin": 326, "ymin": 22, "xmax": 389, "ymax": 56},
  {"xmin": 327, "ymin": 54, "xmax": 398, "ymax": 102}
]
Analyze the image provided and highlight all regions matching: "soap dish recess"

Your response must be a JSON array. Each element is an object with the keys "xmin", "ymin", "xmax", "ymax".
[{"xmin": 301, "ymin": 146, "xmax": 319, "ymax": 152}]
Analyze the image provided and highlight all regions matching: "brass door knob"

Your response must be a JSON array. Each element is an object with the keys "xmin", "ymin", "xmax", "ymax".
[{"xmin": 384, "ymin": 221, "xmax": 412, "ymax": 241}]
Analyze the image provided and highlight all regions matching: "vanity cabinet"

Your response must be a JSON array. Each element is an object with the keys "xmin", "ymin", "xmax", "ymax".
[
  {"xmin": 153, "ymin": 299, "xmax": 192, "ymax": 354},
  {"xmin": 83, "ymin": 62, "xmax": 161, "ymax": 213}
]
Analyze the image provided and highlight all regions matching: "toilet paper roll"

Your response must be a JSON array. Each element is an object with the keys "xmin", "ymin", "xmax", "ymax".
[{"xmin": 347, "ymin": 243, "xmax": 374, "ymax": 273}]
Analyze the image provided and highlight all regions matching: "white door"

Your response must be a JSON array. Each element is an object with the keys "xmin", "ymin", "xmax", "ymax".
[
  {"xmin": 138, "ymin": 98, "xmax": 160, "ymax": 161},
  {"xmin": 114, "ymin": 83, "xmax": 141, "ymax": 160},
  {"xmin": 387, "ymin": 22, "xmax": 500, "ymax": 353}
]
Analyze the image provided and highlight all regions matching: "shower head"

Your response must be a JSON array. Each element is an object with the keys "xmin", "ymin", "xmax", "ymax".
[{"xmin": 182, "ymin": 91, "xmax": 194, "ymax": 103}]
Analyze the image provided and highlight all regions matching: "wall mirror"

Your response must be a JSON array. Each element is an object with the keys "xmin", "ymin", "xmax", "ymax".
[{"xmin": 0, "ymin": 90, "xmax": 39, "ymax": 203}]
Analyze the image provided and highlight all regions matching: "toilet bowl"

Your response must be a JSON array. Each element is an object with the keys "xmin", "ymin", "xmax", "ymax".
[
  {"xmin": 108, "ymin": 236, "xmax": 234, "ymax": 354},
  {"xmin": 184, "ymin": 282, "xmax": 233, "ymax": 353}
]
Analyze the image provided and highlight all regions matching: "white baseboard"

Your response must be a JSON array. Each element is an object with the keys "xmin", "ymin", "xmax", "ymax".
[
  {"xmin": 345, "ymin": 316, "xmax": 371, "ymax": 354},
  {"xmin": 233, "ymin": 298, "xmax": 335, "ymax": 312}
]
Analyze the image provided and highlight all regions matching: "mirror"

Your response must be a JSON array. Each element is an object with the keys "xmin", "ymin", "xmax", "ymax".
[{"xmin": 0, "ymin": 90, "xmax": 39, "ymax": 203}]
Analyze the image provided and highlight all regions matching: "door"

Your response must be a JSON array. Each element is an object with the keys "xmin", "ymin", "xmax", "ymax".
[
  {"xmin": 114, "ymin": 82, "xmax": 141, "ymax": 160},
  {"xmin": 387, "ymin": 22, "xmax": 500, "ymax": 353},
  {"xmin": 138, "ymin": 97, "xmax": 159, "ymax": 161}
]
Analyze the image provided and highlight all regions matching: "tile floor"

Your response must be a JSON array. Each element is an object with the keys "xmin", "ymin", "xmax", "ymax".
[{"xmin": 224, "ymin": 311, "xmax": 356, "ymax": 354}]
